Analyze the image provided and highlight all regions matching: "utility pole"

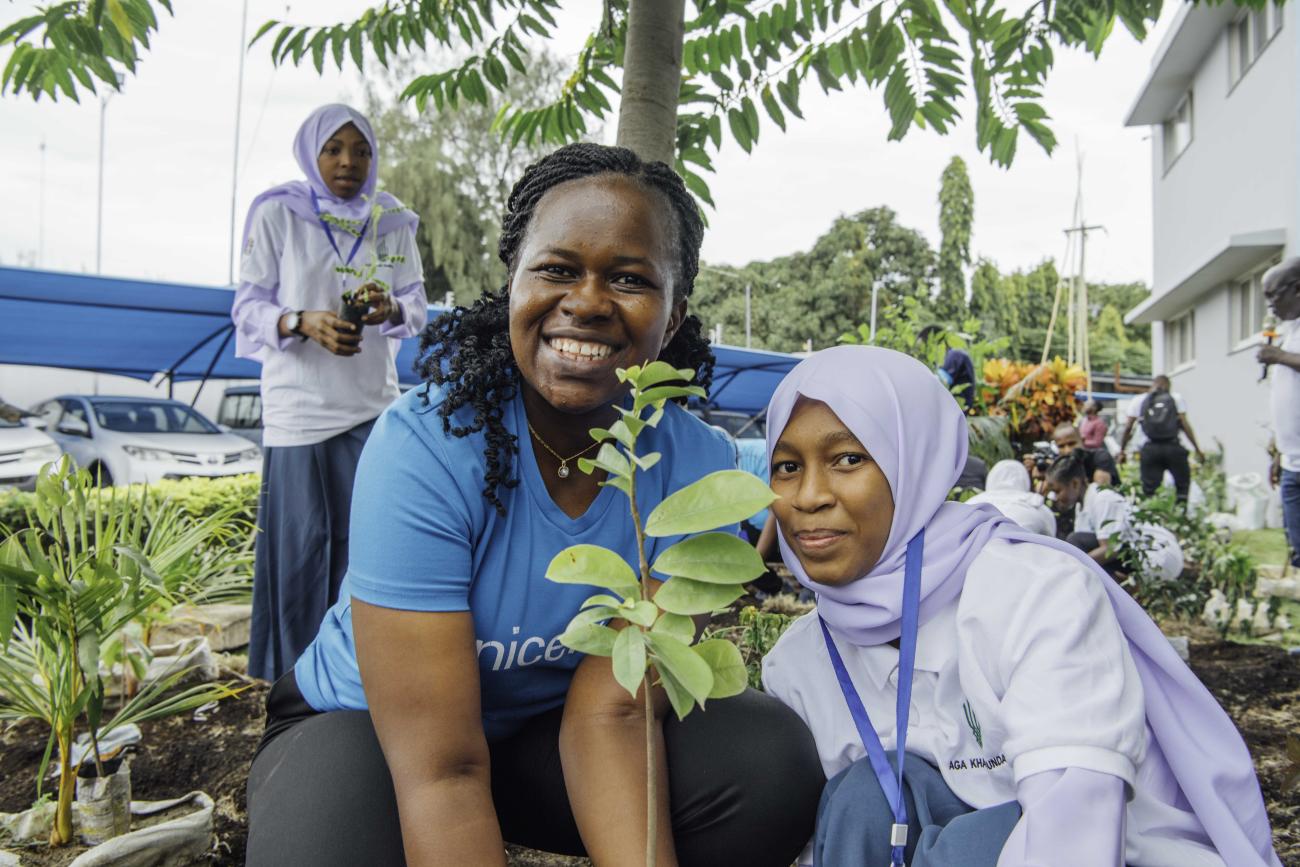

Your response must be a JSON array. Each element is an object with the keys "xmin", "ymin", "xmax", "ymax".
[
  {"xmin": 227, "ymin": 0, "xmax": 250, "ymax": 285},
  {"xmin": 38, "ymin": 138, "xmax": 46, "ymax": 267},
  {"xmin": 1064, "ymin": 222, "xmax": 1104, "ymax": 393},
  {"xmin": 96, "ymin": 96, "xmax": 108, "ymax": 274},
  {"xmin": 96, "ymin": 75, "xmax": 124, "ymax": 274}
]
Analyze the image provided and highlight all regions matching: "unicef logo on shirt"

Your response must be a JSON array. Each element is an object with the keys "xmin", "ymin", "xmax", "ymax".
[{"xmin": 476, "ymin": 626, "xmax": 575, "ymax": 671}]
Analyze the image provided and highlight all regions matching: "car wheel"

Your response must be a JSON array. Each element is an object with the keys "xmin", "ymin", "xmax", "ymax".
[{"xmin": 89, "ymin": 462, "xmax": 114, "ymax": 487}]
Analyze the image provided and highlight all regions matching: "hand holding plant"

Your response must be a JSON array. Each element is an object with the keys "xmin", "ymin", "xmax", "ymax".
[
  {"xmin": 544, "ymin": 361, "xmax": 776, "ymax": 866},
  {"xmin": 321, "ymin": 195, "xmax": 407, "ymax": 330}
]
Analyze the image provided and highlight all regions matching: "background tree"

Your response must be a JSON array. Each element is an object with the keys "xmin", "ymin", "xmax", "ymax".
[
  {"xmin": 935, "ymin": 155, "xmax": 973, "ymax": 322},
  {"xmin": 692, "ymin": 206, "xmax": 934, "ymax": 352},
  {"xmin": 364, "ymin": 51, "xmax": 569, "ymax": 304},
  {"xmin": 5, "ymin": 0, "xmax": 1276, "ymax": 193}
]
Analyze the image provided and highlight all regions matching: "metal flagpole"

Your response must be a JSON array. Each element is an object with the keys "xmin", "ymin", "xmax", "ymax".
[{"xmin": 227, "ymin": 0, "xmax": 250, "ymax": 285}]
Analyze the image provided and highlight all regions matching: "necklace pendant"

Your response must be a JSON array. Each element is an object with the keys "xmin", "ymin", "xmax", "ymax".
[{"xmin": 557, "ymin": 462, "xmax": 570, "ymax": 479}]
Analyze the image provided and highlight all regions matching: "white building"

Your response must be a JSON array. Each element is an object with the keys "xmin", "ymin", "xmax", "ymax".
[{"xmin": 1124, "ymin": 1, "xmax": 1295, "ymax": 478}]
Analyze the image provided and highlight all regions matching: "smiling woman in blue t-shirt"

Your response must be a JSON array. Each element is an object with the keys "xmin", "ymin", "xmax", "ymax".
[{"xmin": 245, "ymin": 143, "xmax": 824, "ymax": 867}]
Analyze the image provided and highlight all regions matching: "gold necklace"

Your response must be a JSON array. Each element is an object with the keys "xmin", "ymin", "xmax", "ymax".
[{"xmin": 526, "ymin": 420, "xmax": 601, "ymax": 479}]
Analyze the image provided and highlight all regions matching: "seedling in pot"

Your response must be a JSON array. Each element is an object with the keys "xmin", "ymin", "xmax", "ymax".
[
  {"xmin": 544, "ymin": 361, "xmax": 776, "ymax": 866},
  {"xmin": 320, "ymin": 195, "xmax": 407, "ymax": 330}
]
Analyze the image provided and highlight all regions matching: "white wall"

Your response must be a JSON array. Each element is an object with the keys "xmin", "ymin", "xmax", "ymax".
[
  {"xmin": 1143, "ymin": 11, "xmax": 1299, "ymax": 478},
  {"xmin": 1166, "ymin": 286, "xmax": 1274, "ymax": 478},
  {"xmin": 0, "ymin": 365, "xmax": 254, "ymax": 423},
  {"xmin": 1150, "ymin": 10, "xmax": 1297, "ymax": 294}
]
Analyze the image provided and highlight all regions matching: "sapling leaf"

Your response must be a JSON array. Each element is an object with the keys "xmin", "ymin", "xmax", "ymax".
[
  {"xmin": 615, "ymin": 406, "xmax": 648, "ymax": 437},
  {"xmin": 599, "ymin": 475, "xmax": 632, "ymax": 496},
  {"xmin": 694, "ymin": 639, "xmax": 748, "ymax": 698},
  {"xmin": 546, "ymin": 545, "xmax": 640, "ymax": 597},
  {"xmin": 648, "ymin": 632, "xmax": 714, "ymax": 704},
  {"xmin": 559, "ymin": 623, "xmax": 618, "ymax": 656},
  {"xmin": 612, "ymin": 627, "xmax": 647, "ymax": 696},
  {"xmin": 652, "ymin": 532, "xmax": 767, "ymax": 584},
  {"xmin": 645, "ymin": 470, "xmax": 778, "ymax": 537},
  {"xmin": 76, "ymin": 632, "xmax": 101, "ymax": 685},
  {"xmin": 634, "ymin": 360, "xmax": 693, "ymax": 389},
  {"xmin": 650, "ymin": 612, "xmax": 695, "ymax": 643},
  {"xmin": 621, "ymin": 600, "xmax": 658, "ymax": 627},
  {"xmin": 632, "ymin": 452, "xmax": 662, "ymax": 472},
  {"xmin": 634, "ymin": 385, "xmax": 707, "ymax": 412},
  {"xmin": 583, "ymin": 443, "xmax": 633, "ymax": 479},
  {"xmin": 653, "ymin": 577, "xmax": 745, "ymax": 615},
  {"xmin": 656, "ymin": 663, "xmax": 698, "ymax": 720},
  {"xmin": 588, "ymin": 426, "xmax": 621, "ymax": 447},
  {"xmin": 581, "ymin": 593, "xmax": 627, "ymax": 609},
  {"xmin": 569, "ymin": 605, "xmax": 621, "ymax": 628}
]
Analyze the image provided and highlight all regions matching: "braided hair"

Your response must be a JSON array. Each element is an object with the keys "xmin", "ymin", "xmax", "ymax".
[
  {"xmin": 415, "ymin": 143, "xmax": 715, "ymax": 515},
  {"xmin": 1045, "ymin": 449, "xmax": 1091, "ymax": 487}
]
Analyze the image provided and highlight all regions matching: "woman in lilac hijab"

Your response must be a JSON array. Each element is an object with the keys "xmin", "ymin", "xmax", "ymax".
[
  {"xmin": 232, "ymin": 104, "xmax": 427, "ymax": 682},
  {"xmin": 761, "ymin": 345, "xmax": 1279, "ymax": 867}
]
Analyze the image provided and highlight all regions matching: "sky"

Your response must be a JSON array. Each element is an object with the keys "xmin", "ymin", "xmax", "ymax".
[{"xmin": 0, "ymin": 0, "xmax": 1175, "ymax": 289}]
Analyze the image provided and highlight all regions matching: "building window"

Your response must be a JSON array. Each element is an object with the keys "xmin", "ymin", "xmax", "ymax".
[
  {"xmin": 1230, "ymin": 3, "xmax": 1283, "ymax": 84},
  {"xmin": 1166, "ymin": 311, "xmax": 1196, "ymax": 370},
  {"xmin": 1230, "ymin": 258, "xmax": 1283, "ymax": 346},
  {"xmin": 1162, "ymin": 92, "xmax": 1193, "ymax": 170}
]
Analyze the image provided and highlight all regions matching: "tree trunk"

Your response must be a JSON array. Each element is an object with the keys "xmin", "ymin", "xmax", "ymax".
[
  {"xmin": 616, "ymin": 0, "xmax": 686, "ymax": 166},
  {"xmin": 52, "ymin": 727, "xmax": 75, "ymax": 846}
]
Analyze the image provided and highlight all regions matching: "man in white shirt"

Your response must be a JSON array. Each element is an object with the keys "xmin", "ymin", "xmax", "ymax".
[
  {"xmin": 1258, "ymin": 258, "xmax": 1300, "ymax": 567},
  {"xmin": 1118, "ymin": 375, "xmax": 1204, "ymax": 502}
]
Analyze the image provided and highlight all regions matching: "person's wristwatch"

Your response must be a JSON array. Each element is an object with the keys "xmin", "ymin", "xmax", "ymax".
[{"xmin": 286, "ymin": 310, "xmax": 307, "ymax": 341}]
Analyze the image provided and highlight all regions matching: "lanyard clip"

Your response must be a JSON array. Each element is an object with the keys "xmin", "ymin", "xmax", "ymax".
[{"xmin": 890, "ymin": 822, "xmax": 908, "ymax": 865}]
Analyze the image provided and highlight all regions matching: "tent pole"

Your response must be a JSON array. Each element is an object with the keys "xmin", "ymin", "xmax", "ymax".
[{"xmin": 190, "ymin": 326, "xmax": 236, "ymax": 408}]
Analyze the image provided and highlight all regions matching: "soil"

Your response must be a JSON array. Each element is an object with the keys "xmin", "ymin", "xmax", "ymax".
[{"xmin": 2, "ymin": 638, "xmax": 1298, "ymax": 866}]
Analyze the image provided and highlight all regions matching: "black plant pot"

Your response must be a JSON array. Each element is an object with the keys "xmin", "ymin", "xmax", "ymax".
[{"xmin": 339, "ymin": 299, "xmax": 368, "ymax": 331}]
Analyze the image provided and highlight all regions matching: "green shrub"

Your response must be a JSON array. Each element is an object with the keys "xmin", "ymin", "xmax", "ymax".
[{"xmin": 1112, "ymin": 487, "xmax": 1262, "ymax": 634}]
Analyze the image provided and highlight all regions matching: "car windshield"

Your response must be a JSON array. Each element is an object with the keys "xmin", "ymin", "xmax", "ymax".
[
  {"xmin": 90, "ymin": 401, "xmax": 219, "ymax": 435},
  {"xmin": 0, "ymin": 417, "xmax": 19, "ymax": 429}
]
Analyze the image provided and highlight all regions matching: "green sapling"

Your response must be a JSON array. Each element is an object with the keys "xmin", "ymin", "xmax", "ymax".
[{"xmin": 544, "ymin": 361, "xmax": 777, "ymax": 866}]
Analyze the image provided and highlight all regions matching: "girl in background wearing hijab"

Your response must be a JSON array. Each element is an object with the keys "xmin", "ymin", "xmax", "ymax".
[
  {"xmin": 761, "ymin": 346, "xmax": 1278, "ymax": 867},
  {"xmin": 964, "ymin": 459, "xmax": 1057, "ymax": 537},
  {"xmin": 233, "ymin": 104, "xmax": 426, "ymax": 682}
]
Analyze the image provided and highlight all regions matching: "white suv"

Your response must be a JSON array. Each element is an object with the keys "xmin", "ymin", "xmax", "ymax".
[
  {"xmin": 0, "ymin": 416, "xmax": 62, "ymax": 490},
  {"xmin": 34, "ymin": 396, "xmax": 261, "ymax": 486}
]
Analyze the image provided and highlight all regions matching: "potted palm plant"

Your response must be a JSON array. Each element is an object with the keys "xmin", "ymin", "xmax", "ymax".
[{"xmin": 0, "ymin": 457, "xmax": 243, "ymax": 847}]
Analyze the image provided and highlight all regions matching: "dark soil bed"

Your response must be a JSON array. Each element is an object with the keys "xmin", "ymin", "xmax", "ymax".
[{"xmin": 3, "ymin": 639, "xmax": 1298, "ymax": 865}]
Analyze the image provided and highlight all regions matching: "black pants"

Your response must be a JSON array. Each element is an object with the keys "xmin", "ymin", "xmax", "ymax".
[
  {"xmin": 246, "ymin": 673, "xmax": 825, "ymax": 866},
  {"xmin": 1140, "ymin": 440, "xmax": 1190, "ymax": 502},
  {"xmin": 1066, "ymin": 531, "xmax": 1122, "ymax": 578}
]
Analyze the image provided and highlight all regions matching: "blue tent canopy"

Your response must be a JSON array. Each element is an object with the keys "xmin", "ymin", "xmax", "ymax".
[{"xmin": 0, "ymin": 266, "xmax": 800, "ymax": 414}]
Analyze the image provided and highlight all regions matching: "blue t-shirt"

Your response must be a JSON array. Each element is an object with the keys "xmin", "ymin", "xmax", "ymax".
[
  {"xmin": 735, "ymin": 437, "xmax": 770, "ymax": 528},
  {"xmin": 294, "ymin": 384, "xmax": 736, "ymax": 741}
]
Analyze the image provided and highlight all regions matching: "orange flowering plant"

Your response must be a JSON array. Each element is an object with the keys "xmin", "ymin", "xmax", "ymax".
[{"xmin": 981, "ymin": 357, "xmax": 1087, "ymax": 447}]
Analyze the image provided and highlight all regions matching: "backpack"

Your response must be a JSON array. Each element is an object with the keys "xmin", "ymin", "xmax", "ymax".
[{"xmin": 1140, "ymin": 390, "xmax": 1181, "ymax": 442}]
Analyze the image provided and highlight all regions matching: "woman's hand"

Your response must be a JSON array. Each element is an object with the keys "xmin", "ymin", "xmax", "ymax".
[
  {"xmin": 297, "ymin": 311, "xmax": 362, "ymax": 356},
  {"xmin": 353, "ymin": 602, "xmax": 506, "ymax": 867},
  {"xmin": 358, "ymin": 283, "xmax": 403, "ymax": 326},
  {"xmin": 558, "ymin": 588, "xmax": 702, "ymax": 867}
]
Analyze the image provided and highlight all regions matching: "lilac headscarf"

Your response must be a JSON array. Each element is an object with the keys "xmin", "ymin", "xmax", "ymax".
[
  {"xmin": 766, "ymin": 345, "xmax": 1280, "ymax": 867},
  {"xmin": 241, "ymin": 104, "xmax": 417, "ymax": 246}
]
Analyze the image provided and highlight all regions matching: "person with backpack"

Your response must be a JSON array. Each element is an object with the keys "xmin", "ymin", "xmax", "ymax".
[{"xmin": 1117, "ymin": 375, "xmax": 1204, "ymax": 501}]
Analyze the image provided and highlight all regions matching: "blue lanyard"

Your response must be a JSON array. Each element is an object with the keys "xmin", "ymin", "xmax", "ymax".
[
  {"xmin": 310, "ymin": 190, "xmax": 370, "ymax": 268},
  {"xmin": 818, "ymin": 529, "xmax": 925, "ymax": 867}
]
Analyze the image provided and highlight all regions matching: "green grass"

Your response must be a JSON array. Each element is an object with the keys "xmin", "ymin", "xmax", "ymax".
[{"xmin": 1234, "ymin": 528, "xmax": 1290, "ymax": 568}]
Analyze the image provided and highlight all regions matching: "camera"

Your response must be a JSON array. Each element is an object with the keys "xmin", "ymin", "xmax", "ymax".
[{"xmin": 1032, "ymin": 443, "xmax": 1057, "ymax": 474}]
